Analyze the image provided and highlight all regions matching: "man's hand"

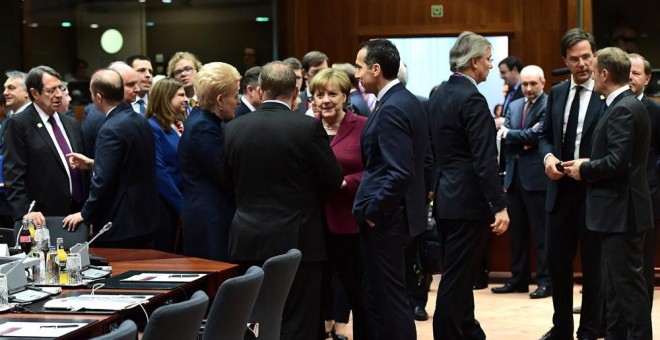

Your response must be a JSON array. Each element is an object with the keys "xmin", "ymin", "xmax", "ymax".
[
  {"xmin": 62, "ymin": 213, "xmax": 84, "ymax": 231},
  {"xmin": 366, "ymin": 218, "xmax": 375, "ymax": 228},
  {"xmin": 340, "ymin": 180, "xmax": 347, "ymax": 189},
  {"xmin": 544, "ymin": 154, "xmax": 565, "ymax": 180},
  {"xmin": 66, "ymin": 152, "xmax": 94, "ymax": 170},
  {"xmin": 563, "ymin": 158, "xmax": 589, "ymax": 181},
  {"xmin": 23, "ymin": 211, "xmax": 46, "ymax": 226},
  {"xmin": 491, "ymin": 208, "xmax": 509, "ymax": 235}
]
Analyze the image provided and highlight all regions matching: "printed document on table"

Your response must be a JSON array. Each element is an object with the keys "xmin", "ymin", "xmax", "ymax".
[
  {"xmin": 120, "ymin": 273, "xmax": 205, "ymax": 282},
  {"xmin": 44, "ymin": 294, "xmax": 153, "ymax": 311},
  {"xmin": 0, "ymin": 321, "xmax": 88, "ymax": 337}
]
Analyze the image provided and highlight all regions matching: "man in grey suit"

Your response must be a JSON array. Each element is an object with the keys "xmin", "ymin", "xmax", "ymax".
[
  {"xmin": 565, "ymin": 47, "xmax": 652, "ymax": 340},
  {"xmin": 492, "ymin": 65, "xmax": 550, "ymax": 299}
]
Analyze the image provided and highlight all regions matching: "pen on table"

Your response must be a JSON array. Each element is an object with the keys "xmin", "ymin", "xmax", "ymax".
[
  {"xmin": 168, "ymin": 274, "xmax": 199, "ymax": 278},
  {"xmin": 40, "ymin": 325, "xmax": 79, "ymax": 329}
]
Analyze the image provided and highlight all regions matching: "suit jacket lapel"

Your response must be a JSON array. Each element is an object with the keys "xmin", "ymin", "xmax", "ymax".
[
  {"xmin": 582, "ymin": 90, "xmax": 606, "ymax": 134},
  {"xmin": 331, "ymin": 111, "xmax": 356, "ymax": 147},
  {"xmin": 30, "ymin": 109, "xmax": 67, "ymax": 172},
  {"xmin": 523, "ymin": 94, "xmax": 547, "ymax": 128},
  {"xmin": 594, "ymin": 90, "xmax": 632, "ymax": 131},
  {"xmin": 554, "ymin": 82, "xmax": 570, "ymax": 139}
]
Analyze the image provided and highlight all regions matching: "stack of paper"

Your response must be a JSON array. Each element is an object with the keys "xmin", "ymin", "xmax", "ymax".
[{"xmin": 44, "ymin": 294, "xmax": 153, "ymax": 311}]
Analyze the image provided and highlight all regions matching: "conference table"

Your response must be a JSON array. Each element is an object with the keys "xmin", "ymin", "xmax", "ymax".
[{"xmin": 0, "ymin": 248, "xmax": 239, "ymax": 339}]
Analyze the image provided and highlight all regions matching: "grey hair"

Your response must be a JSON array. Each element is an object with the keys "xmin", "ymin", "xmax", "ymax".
[
  {"xmin": 450, "ymin": 31, "xmax": 492, "ymax": 72},
  {"xmin": 5, "ymin": 71, "xmax": 27, "ymax": 89},
  {"xmin": 397, "ymin": 61, "xmax": 408, "ymax": 85},
  {"xmin": 520, "ymin": 65, "xmax": 545, "ymax": 81},
  {"xmin": 107, "ymin": 61, "xmax": 133, "ymax": 73}
]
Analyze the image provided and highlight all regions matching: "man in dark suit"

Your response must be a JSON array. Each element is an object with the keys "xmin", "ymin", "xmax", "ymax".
[
  {"xmin": 628, "ymin": 53, "xmax": 660, "ymax": 307},
  {"xmin": 492, "ymin": 65, "xmax": 550, "ymax": 299},
  {"xmin": 352, "ymin": 38, "xmax": 429, "ymax": 340},
  {"xmin": 429, "ymin": 31, "xmax": 509, "ymax": 340},
  {"xmin": 564, "ymin": 46, "xmax": 652, "ymax": 340},
  {"xmin": 81, "ymin": 62, "xmax": 141, "ymax": 159},
  {"xmin": 63, "ymin": 68, "xmax": 158, "ymax": 249},
  {"xmin": 499, "ymin": 56, "xmax": 524, "ymax": 116},
  {"xmin": 2, "ymin": 66, "xmax": 86, "ymax": 226},
  {"xmin": 222, "ymin": 61, "xmax": 343, "ymax": 340},
  {"xmin": 234, "ymin": 66, "xmax": 262, "ymax": 117},
  {"xmin": 295, "ymin": 51, "xmax": 329, "ymax": 115},
  {"xmin": 538, "ymin": 28, "xmax": 606, "ymax": 340}
]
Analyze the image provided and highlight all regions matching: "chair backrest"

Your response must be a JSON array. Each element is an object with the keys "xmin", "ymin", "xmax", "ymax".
[
  {"xmin": 142, "ymin": 290, "xmax": 209, "ymax": 340},
  {"xmin": 249, "ymin": 249, "xmax": 302, "ymax": 340},
  {"xmin": 202, "ymin": 266, "xmax": 264, "ymax": 340},
  {"xmin": 0, "ymin": 228, "xmax": 15, "ymax": 247},
  {"xmin": 13, "ymin": 216, "xmax": 90, "ymax": 250},
  {"xmin": 89, "ymin": 319, "xmax": 137, "ymax": 340}
]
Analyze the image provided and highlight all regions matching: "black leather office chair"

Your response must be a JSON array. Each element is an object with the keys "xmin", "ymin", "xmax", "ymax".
[
  {"xmin": 202, "ymin": 266, "xmax": 264, "ymax": 340},
  {"xmin": 142, "ymin": 290, "xmax": 209, "ymax": 340},
  {"xmin": 0, "ymin": 227, "xmax": 15, "ymax": 247},
  {"xmin": 88, "ymin": 319, "xmax": 137, "ymax": 340},
  {"xmin": 13, "ymin": 216, "xmax": 89, "ymax": 250}
]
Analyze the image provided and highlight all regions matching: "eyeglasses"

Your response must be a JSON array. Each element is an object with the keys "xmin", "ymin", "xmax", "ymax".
[
  {"xmin": 566, "ymin": 54, "xmax": 593, "ymax": 65},
  {"xmin": 43, "ymin": 85, "xmax": 65, "ymax": 96},
  {"xmin": 172, "ymin": 66, "xmax": 195, "ymax": 77}
]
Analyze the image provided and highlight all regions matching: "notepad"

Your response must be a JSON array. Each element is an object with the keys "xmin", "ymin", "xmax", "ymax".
[
  {"xmin": 44, "ymin": 294, "xmax": 153, "ymax": 311},
  {"xmin": 0, "ymin": 321, "xmax": 88, "ymax": 337},
  {"xmin": 120, "ymin": 273, "xmax": 205, "ymax": 282}
]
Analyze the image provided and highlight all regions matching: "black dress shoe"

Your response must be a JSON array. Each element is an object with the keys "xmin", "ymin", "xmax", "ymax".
[
  {"xmin": 539, "ymin": 328, "xmax": 572, "ymax": 340},
  {"xmin": 491, "ymin": 282, "xmax": 529, "ymax": 294},
  {"xmin": 413, "ymin": 306, "xmax": 429, "ymax": 321},
  {"xmin": 529, "ymin": 285, "xmax": 552, "ymax": 299}
]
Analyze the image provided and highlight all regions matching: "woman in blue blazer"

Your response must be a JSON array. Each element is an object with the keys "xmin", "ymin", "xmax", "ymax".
[{"xmin": 145, "ymin": 77, "xmax": 187, "ymax": 252}]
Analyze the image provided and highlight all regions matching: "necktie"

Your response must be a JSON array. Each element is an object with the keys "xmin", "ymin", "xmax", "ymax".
[
  {"xmin": 47, "ymin": 116, "xmax": 83, "ymax": 204},
  {"xmin": 521, "ymin": 100, "xmax": 532, "ymax": 127},
  {"xmin": 561, "ymin": 85, "xmax": 583, "ymax": 161},
  {"xmin": 503, "ymin": 90, "xmax": 515, "ymax": 116},
  {"xmin": 137, "ymin": 99, "xmax": 145, "ymax": 115}
]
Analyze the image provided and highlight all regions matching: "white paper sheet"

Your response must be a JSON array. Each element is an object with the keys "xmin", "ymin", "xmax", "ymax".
[
  {"xmin": 0, "ymin": 321, "xmax": 88, "ymax": 337},
  {"xmin": 120, "ymin": 273, "xmax": 205, "ymax": 282}
]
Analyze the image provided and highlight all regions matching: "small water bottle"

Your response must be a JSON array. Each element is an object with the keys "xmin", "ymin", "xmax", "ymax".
[
  {"xmin": 0, "ymin": 274, "xmax": 8, "ymax": 308},
  {"xmin": 41, "ymin": 223, "xmax": 51, "ymax": 251},
  {"xmin": 32, "ymin": 250, "xmax": 45, "ymax": 284},
  {"xmin": 46, "ymin": 246, "xmax": 59, "ymax": 285}
]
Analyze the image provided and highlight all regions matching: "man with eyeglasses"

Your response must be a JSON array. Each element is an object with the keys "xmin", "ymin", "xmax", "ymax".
[
  {"xmin": 538, "ymin": 28, "xmax": 606, "ymax": 340},
  {"xmin": 167, "ymin": 51, "xmax": 202, "ymax": 116},
  {"xmin": 2, "ymin": 66, "xmax": 87, "ymax": 226}
]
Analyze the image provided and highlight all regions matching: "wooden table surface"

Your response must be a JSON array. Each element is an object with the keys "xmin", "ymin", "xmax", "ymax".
[{"xmin": 0, "ymin": 249, "xmax": 239, "ymax": 339}]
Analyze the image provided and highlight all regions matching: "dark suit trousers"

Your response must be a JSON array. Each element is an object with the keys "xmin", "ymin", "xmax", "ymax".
[
  {"xmin": 325, "ymin": 233, "xmax": 371, "ymax": 339},
  {"xmin": 601, "ymin": 230, "xmax": 652, "ymax": 340},
  {"xmin": 643, "ymin": 220, "xmax": 658, "ymax": 305},
  {"xmin": 360, "ymin": 206, "xmax": 415, "ymax": 340},
  {"xmin": 433, "ymin": 219, "xmax": 489, "ymax": 340},
  {"xmin": 507, "ymin": 167, "xmax": 549, "ymax": 287},
  {"xmin": 546, "ymin": 179, "xmax": 603, "ymax": 339}
]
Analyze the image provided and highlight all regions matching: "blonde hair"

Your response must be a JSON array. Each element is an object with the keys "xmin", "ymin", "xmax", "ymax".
[
  {"xmin": 145, "ymin": 77, "xmax": 183, "ymax": 131},
  {"xmin": 194, "ymin": 62, "xmax": 241, "ymax": 110},
  {"xmin": 309, "ymin": 68, "xmax": 351, "ymax": 98},
  {"xmin": 167, "ymin": 51, "xmax": 203, "ymax": 78}
]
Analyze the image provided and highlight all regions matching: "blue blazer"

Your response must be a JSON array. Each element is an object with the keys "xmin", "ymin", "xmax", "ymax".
[
  {"xmin": 148, "ymin": 117, "xmax": 182, "ymax": 215},
  {"xmin": 503, "ymin": 94, "xmax": 548, "ymax": 191},
  {"xmin": 353, "ymin": 82, "xmax": 429, "ymax": 237},
  {"xmin": 178, "ymin": 107, "xmax": 235, "ymax": 261},
  {"xmin": 538, "ymin": 80, "xmax": 605, "ymax": 212},
  {"xmin": 81, "ymin": 103, "xmax": 159, "ymax": 242}
]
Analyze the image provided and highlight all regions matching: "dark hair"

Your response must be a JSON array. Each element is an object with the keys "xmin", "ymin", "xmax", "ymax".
[
  {"xmin": 126, "ymin": 55, "xmax": 151, "ymax": 68},
  {"xmin": 259, "ymin": 61, "xmax": 296, "ymax": 99},
  {"xmin": 498, "ymin": 56, "xmax": 523, "ymax": 73},
  {"xmin": 359, "ymin": 39, "xmax": 400, "ymax": 80},
  {"xmin": 241, "ymin": 66, "xmax": 262, "ymax": 93},
  {"xmin": 145, "ymin": 77, "xmax": 183, "ymax": 131},
  {"xmin": 283, "ymin": 57, "xmax": 302, "ymax": 70},
  {"xmin": 91, "ymin": 69, "xmax": 124, "ymax": 104},
  {"xmin": 301, "ymin": 51, "xmax": 329, "ymax": 72},
  {"xmin": 560, "ymin": 28, "xmax": 596, "ymax": 58},
  {"xmin": 25, "ymin": 66, "xmax": 61, "ymax": 101}
]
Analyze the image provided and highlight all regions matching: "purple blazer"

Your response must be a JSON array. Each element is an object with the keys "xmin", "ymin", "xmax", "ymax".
[{"xmin": 320, "ymin": 110, "xmax": 367, "ymax": 234}]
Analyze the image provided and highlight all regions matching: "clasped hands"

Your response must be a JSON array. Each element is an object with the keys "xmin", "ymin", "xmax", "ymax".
[{"xmin": 544, "ymin": 154, "xmax": 589, "ymax": 181}]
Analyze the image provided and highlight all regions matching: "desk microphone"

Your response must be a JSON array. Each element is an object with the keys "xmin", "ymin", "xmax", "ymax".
[
  {"xmin": 86, "ymin": 222, "xmax": 113, "ymax": 248},
  {"xmin": 14, "ymin": 200, "xmax": 36, "ymax": 249}
]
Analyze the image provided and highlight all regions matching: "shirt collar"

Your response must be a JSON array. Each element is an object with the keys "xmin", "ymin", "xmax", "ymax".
[
  {"xmin": 15, "ymin": 102, "xmax": 32, "ymax": 115},
  {"xmin": 241, "ymin": 96, "xmax": 256, "ymax": 112},
  {"xmin": 377, "ymin": 79, "xmax": 400, "ymax": 101},
  {"xmin": 606, "ymin": 85, "xmax": 630, "ymax": 107},
  {"xmin": 570, "ymin": 76, "xmax": 595, "ymax": 92},
  {"xmin": 34, "ymin": 104, "xmax": 57, "ymax": 124},
  {"xmin": 458, "ymin": 73, "xmax": 478, "ymax": 87},
  {"xmin": 262, "ymin": 99, "xmax": 291, "ymax": 110}
]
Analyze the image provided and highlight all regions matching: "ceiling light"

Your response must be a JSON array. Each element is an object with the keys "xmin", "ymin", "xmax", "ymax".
[
  {"xmin": 90, "ymin": 24, "xmax": 99, "ymax": 29},
  {"xmin": 256, "ymin": 17, "xmax": 270, "ymax": 22},
  {"xmin": 61, "ymin": 22, "xmax": 72, "ymax": 28}
]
